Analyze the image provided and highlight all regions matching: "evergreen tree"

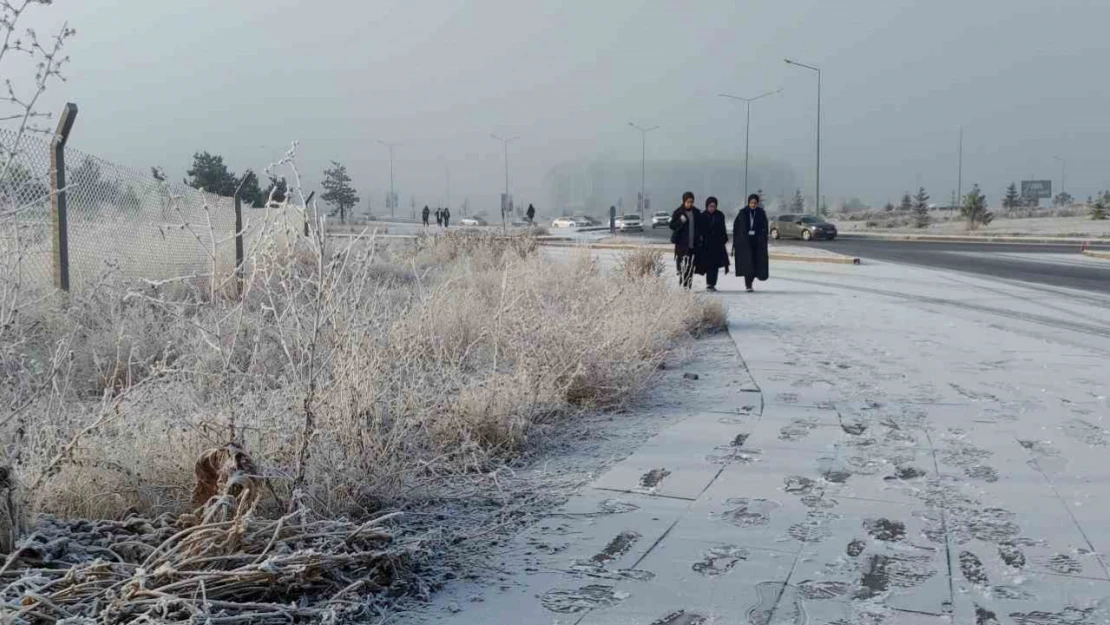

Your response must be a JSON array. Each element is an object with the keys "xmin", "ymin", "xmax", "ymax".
[
  {"xmin": 186, "ymin": 152, "xmax": 237, "ymax": 196},
  {"xmin": 321, "ymin": 161, "xmax": 359, "ymax": 224},
  {"xmin": 790, "ymin": 189, "xmax": 805, "ymax": 212},
  {"xmin": 961, "ymin": 184, "xmax": 993, "ymax": 230},
  {"xmin": 1091, "ymin": 193, "xmax": 1108, "ymax": 220},
  {"xmin": 71, "ymin": 157, "xmax": 123, "ymax": 206},
  {"xmin": 912, "ymin": 187, "xmax": 930, "ymax": 228},
  {"xmin": 265, "ymin": 175, "xmax": 288, "ymax": 204},
  {"xmin": 899, "ymin": 193, "xmax": 913, "ymax": 212},
  {"xmin": 1003, "ymin": 183, "xmax": 1020, "ymax": 210},
  {"xmin": 1053, "ymin": 192, "xmax": 1073, "ymax": 208},
  {"xmin": 236, "ymin": 170, "xmax": 264, "ymax": 207},
  {"xmin": 883, "ymin": 201, "xmax": 895, "ymax": 213},
  {"xmin": 0, "ymin": 161, "xmax": 49, "ymax": 204}
]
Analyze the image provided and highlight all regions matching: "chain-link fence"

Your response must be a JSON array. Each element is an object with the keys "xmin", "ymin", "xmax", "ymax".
[{"xmin": 1, "ymin": 125, "xmax": 306, "ymax": 293}]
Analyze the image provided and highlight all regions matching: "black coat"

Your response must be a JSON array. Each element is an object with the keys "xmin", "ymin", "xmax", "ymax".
[
  {"xmin": 696, "ymin": 210, "xmax": 729, "ymax": 273},
  {"xmin": 669, "ymin": 207, "xmax": 700, "ymax": 254},
  {"xmin": 733, "ymin": 207, "xmax": 769, "ymax": 280}
]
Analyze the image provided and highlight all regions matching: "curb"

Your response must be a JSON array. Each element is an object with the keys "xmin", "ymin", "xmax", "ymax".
[
  {"xmin": 770, "ymin": 252, "xmax": 861, "ymax": 265},
  {"xmin": 537, "ymin": 241, "xmax": 861, "ymax": 266},
  {"xmin": 1082, "ymin": 249, "xmax": 1110, "ymax": 260}
]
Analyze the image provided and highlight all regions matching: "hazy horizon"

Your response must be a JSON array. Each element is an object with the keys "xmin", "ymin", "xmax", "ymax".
[{"xmin": 12, "ymin": 0, "xmax": 1110, "ymax": 214}]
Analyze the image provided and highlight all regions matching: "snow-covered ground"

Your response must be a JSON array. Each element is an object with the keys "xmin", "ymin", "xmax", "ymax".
[
  {"xmin": 401, "ymin": 253, "xmax": 1110, "ymax": 625},
  {"xmin": 835, "ymin": 215, "xmax": 1110, "ymax": 238}
]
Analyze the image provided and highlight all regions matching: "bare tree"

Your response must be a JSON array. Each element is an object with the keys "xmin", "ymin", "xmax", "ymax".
[{"xmin": 1, "ymin": 1, "xmax": 76, "ymax": 182}]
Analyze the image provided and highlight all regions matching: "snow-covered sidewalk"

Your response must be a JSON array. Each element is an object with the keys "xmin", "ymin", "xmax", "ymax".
[{"xmin": 407, "ymin": 255, "xmax": 1110, "ymax": 625}]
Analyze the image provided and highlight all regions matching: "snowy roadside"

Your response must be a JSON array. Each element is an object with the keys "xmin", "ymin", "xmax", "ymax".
[
  {"xmin": 833, "ymin": 215, "xmax": 1110, "ymax": 238},
  {"xmin": 398, "ymin": 250, "xmax": 1110, "ymax": 625}
]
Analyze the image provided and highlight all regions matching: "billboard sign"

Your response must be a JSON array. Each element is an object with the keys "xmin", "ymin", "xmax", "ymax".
[{"xmin": 1021, "ymin": 180, "xmax": 1052, "ymax": 199}]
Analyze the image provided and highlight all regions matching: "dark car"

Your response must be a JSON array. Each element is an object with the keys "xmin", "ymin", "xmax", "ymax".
[{"xmin": 770, "ymin": 214, "xmax": 837, "ymax": 241}]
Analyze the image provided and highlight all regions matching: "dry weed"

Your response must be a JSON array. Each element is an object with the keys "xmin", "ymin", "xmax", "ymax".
[
  {"xmin": 2, "ymin": 228, "xmax": 713, "ymax": 521},
  {"xmin": 617, "ymin": 247, "xmax": 667, "ymax": 279},
  {"xmin": 0, "ymin": 150, "xmax": 724, "ymax": 618}
]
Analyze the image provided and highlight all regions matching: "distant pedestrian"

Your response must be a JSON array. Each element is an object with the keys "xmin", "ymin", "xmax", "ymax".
[
  {"xmin": 422, "ymin": 205, "xmax": 431, "ymax": 227},
  {"xmin": 733, "ymin": 193, "xmax": 769, "ymax": 292},
  {"xmin": 435, "ymin": 208, "xmax": 443, "ymax": 226},
  {"xmin": 669, "ymin": 192, "xmax": 699, "ymax": 289},
  {"xmin": 696, "ymin": 196, "xmax": 729, "ymax": 292},
  {"xmin": 526, "ymin": 203, "xmax": 536, "ymax": 225},
  {"xmin": 442, "ymin": 207, "xmax": 451, "ymax": 228},
  {"xmin": 609, "ymin": 205, "xmax": 617, "ymax": 234}
]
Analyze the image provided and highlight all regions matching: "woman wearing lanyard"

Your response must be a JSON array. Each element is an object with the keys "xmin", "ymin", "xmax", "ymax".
[{"xmin": 732, "ymin": 193, "xmax": 769, "ymax": 292}]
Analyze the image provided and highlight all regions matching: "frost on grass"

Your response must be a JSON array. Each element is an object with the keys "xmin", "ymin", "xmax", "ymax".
[{"xmin": 0, "ymin": 220, "xmax": 720, "ymax": 620}]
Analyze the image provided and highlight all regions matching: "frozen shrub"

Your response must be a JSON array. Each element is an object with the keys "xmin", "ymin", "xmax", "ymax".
[{"xmin": 617, "ymin": 247, "xmax": 667, "ymax": 279}]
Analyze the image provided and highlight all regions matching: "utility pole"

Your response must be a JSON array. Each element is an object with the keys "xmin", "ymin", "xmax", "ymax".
[
  {"xmin": 719, "ymin": 89, "xmax": 781, "ymax": 200},
  {"xmin": 491, "ymin": 133, "xmax": 519, "ymax": 231},
  {"xmin": 785, "ymin": 59, "xmax": 821, "ymax": 215},
  {"xmin": 957, "ymin": 127, "xmax": 963, "ymax": 208},
  {"xmin": 1055, "ymin": 155, "xmax": 1066, "ymax": 199},
  {"xmin": 377, "ymin": 140, "xmax": 398, "ymax": 218},
  {"xmin": 628, "ymin": 122, "xmax": 659, "ymax": 218}
]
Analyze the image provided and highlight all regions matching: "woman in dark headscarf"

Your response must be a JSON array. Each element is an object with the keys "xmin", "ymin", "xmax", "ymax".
[
  {"xmin": 695, "ymin": 196, "xmax": 729, "ymax": 292},
  {"xmin": 669, "ymin": 191, "xmax": 699, "ymax": 289},
  {"xmin": 733, "ymin": 193, "xmax": 769, "ymax": 292}
]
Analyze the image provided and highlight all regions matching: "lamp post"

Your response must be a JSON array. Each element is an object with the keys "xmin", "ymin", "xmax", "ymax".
[
  {"xmin": 1054, "ymin": 155, "xmax": 1066, "ymax": 200},
  {"xmin": 628, "ymin": 122, "xmax": 659, "ymax": 218},
  {"xmin": 377, "ymin": 140, "xmax": 398, "ymax": 218},
  {"xmin": 491, "ymin": 133, "xmax": 519, "ymax": 230},
  {"xmin": 718, "ymin": 89, "xmax": 781, "ymax": 200},
  {"xmin": 785, "ymin": 58, "xmax": 821, "ymax": 215},
  {"xmin": 957, "ymin": 127, "xmax": 963, "ymax": 208}
]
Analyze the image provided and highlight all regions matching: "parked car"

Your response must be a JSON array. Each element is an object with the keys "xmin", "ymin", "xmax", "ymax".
[
  {"xmin": 769, "ymin": 214, "xmax": 837, "ymax": 241},
  {"xmin": 616, "ymin": 213, "xmax": 643, "ymax": 232},
  {"xmin": 651, "ymin": 211, "xmax": 671, "ymax": 228},
  {"xmin": 551, "ymin": 216, "xmax": 581, "ymax": 228},
  {"xmin": 460, "ymin": 216, "xmax": 488, "ymax": 226},
  {"xmin": 573, "ymin": 215, "xmax": 600, "ymax": 227}
]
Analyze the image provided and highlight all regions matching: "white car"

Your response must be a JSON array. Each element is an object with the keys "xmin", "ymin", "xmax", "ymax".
[
  {"xmin": 617, "ymin": 214, "xmax": 643, "ymax": 232},
  {"xmin": 651, "ymin": 211, "xmax": 671, "ymax": 228},
  {"xmin": 460, "ymin": 217, "xmax": 488, "ymax": 226},
  {"xmin": 552, "ymin": 217, "xmax": 581, "ymax": 228}
]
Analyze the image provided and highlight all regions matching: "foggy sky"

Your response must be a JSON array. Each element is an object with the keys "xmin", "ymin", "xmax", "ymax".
[{"xmin": 15, "ymin": 0, "xmax": 1110, "ymax": 214}]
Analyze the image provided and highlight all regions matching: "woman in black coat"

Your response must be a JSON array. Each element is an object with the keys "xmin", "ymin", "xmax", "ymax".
[
  {"xmin": 669, "ymin": 191, "xmax": 699, "ymax": 289},
  {"xmin": 733, "ymin": 193, "xmax": 769, "ymax": 292},
  {"xmin": 695, "ymin": 196, "xmax": 729, "ymax": 291}
]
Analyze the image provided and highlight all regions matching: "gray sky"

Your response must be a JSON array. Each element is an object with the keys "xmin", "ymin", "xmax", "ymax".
[{"xmin": 17, "ymin": 0, "xmax": 1110, "ymax": 212}]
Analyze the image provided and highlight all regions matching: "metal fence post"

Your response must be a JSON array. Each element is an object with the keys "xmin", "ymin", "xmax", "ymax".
[
  {"xmin": 49, "ymin": 102, "xmax": 78, "ymax": 291},
  {"xmin": 303, "ymin": 191, "xmax": 315, "ymax": 238},
  {"xmin": 234, "ymin": 194, "xmax": 244, "ymax": 296}
]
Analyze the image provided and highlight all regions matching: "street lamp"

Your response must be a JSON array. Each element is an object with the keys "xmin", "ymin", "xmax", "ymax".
[
  {"xmin": 377, "ymin": 140, "xmax": 398, "ymax": 218},
  {"xmin": 491, "ymin": 133, "xmax": 519, "ymax": 230},
  {"xmin": 785, "ymin": 58, "xmax": 821, "ymax": 215},
  {"xmin": 628, "ymin": 122, "xmax": 659, "ymax": 218},
  {"xmin": 1054, "ymin": 155, "xmax": 1066, "ymax": 200},
  {"xmin": 718, "ymin": 89, "xmax": 781, "ymax": 200}
]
